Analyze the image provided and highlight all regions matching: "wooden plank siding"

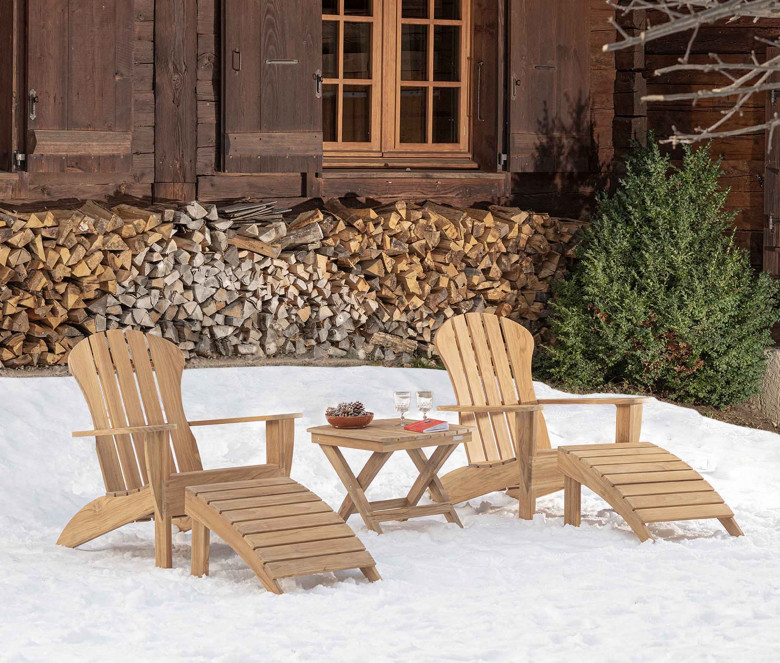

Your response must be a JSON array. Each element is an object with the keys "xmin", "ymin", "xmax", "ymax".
[
  {"xmin": 1, "ymin": 0, "xmax": 618, "ymax": 214},
  {"xmin": 510, "ymin": 0, "xmax": 616, "ymax": 219},
  {"xmin": 645, "ymin": 15, "xmax": 780, "ymax": 267},
  {"xmin": 154, "ymin": 0, "xmax": 198, "ymax": 201}
]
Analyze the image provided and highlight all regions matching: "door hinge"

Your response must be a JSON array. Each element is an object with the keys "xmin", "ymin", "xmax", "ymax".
[
  {"xmin": 13, "ymin": 151, "xmax": 26, "ymax": 170},
  {"xmin": 498, "ymin": 153, "xmax": 508, "ymax": 168}
]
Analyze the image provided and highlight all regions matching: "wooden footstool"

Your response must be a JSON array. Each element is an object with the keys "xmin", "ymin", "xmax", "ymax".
[
  {"xmin": 184, "ymin": 477, "xmax": 380, "ymax": 594},
  {"xmin": 557, "ymin": 442, "xmax": 743, "ymax": 542}
]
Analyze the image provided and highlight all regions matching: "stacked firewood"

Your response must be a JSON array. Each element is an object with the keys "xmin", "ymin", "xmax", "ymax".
[
  {"xmin": 318, "ymin": 199, "xmax": 579, "ymax": 350},
  {"xmin": 0, "ymin": 202, "xmax": 175, "ymax": 367},
  {"xmin": 0, "ymin": 199, "xmax": 580, "ymax": 368}
]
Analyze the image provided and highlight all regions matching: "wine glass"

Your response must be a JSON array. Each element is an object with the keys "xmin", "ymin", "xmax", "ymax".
[
  {"xmin": 394, "ymin": 391, "xmax": 411, "ymax": 425},
  {"xmin": 417, "ymin": 391, "xmax": 433, "ymax": 420}
]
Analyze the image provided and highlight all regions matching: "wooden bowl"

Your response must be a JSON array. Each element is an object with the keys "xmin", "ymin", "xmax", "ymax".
[{"xmin": 326, "ymin": 413, "xmax": 374, "ymax": 429}]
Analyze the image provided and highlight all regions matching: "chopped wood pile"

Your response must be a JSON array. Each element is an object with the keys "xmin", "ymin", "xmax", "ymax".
[{"xmin": 0, "ymin": 199, "xmax": 581, "ymax": 368}]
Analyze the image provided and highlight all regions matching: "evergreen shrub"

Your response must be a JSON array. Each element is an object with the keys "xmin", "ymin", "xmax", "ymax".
[{"xmin": 543, "ymin": 138, "xmax": 779, "ymax": 406}]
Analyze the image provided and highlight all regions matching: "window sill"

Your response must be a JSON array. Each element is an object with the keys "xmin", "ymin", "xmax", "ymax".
[{"xmin": 323, "ymin": 156, "xmax": 479, "ymax": 170}]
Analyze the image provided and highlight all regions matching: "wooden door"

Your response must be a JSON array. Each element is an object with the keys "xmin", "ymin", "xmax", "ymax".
[
  {"xmin": 765, "ymin": 47, "xmax": 780, "ymax": 276},
  {"xmin": 26, "ymin": 0, "xmax": 133, "ymax": 174},
  {"xmin": 223, "ymin": 0, "xmax": 323, "ymax": 173},
  {"xmin": 507, "ymin": 0, "xmax": 591, "ymax": 173}
]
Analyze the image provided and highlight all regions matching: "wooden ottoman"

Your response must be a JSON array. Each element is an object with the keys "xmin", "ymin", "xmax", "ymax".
[
  {"xmin": 185, "ymin": 477, "xmax": 380, "ymax": 594},
  {"xmin": 558, "ymin": 442, "xmax": 743, "ymax": 542}
]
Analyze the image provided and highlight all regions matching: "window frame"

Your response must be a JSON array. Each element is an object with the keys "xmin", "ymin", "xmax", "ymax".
[{"xmin": 323, "ymin": 0, "xmax": 472, "ymax": 165}]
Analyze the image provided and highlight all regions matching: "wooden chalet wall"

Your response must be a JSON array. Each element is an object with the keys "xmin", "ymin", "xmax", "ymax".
[
  {"xmin": 643, "ymin": 13, "xmax": 780, "ymax": 267},
  {"xmin": 1, "ymin": 0, "xmax": 616, "ymax": 219}
]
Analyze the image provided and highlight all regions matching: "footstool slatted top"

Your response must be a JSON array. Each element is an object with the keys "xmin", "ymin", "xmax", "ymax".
[
  {"xmin": 185, "ymin": 477, "xmax": 380, "ymax": 593},
  {"xmin": 558, "ymin": 442, "xmax": 743, "ymax": 541}
]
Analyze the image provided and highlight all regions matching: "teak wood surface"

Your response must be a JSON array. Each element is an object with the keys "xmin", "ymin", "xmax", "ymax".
[
  {"xmin": 558, "ymin": 442, "xmax": 743, "ymax": 542},
  {"xmin": 185, "ymin": 477, "xmax": 380, "ymax": 593},
  {"xmin": 434, "ymin": 313, "xmax": 648, "ymax": 519},
  {"xmin": 310, "ymin": 419, "xmax": 470, "ymax": 533},
  {"xmin": 59, "ymin": 329, "xmax": 302, "ymax": 569}
]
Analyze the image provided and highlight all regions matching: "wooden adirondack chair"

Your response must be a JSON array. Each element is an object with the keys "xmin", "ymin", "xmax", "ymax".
[
  {"xmin": 435, "ymin": 313, "xmax": 648, "ymax": 518},
  {"xmin": 58, "ymin": 329, "xmax": 302, "ymax": 568}
]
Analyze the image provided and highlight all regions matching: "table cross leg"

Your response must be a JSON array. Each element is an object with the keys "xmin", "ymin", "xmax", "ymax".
[
  {"xmin": 405, "ymin": 445, "xmax": 463, "ymax": 528},
  {"xmin": 337, "ymin": 450, "xmax": 392, "ymax": 520},
  {"xmin": 320, "ymin": 445, "xmax": 383, "ymax": 534}
]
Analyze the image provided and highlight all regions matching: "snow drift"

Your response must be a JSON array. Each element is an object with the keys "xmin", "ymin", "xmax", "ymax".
[{"xmin": 0, "ymin": 366, "xmax": 778, "ymax": 662}]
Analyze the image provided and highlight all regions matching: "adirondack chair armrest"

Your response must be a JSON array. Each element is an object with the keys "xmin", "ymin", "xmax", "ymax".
[
  {"xmin": 536, "ymin": 398, "xmax": 648, "ymax": 444},
  {"xmin": 72, "ymin": 424, "xmax": 178, "ymax": 438},
  {"xmin": 187, "ymin": 413, "xmax": 303, "ymax": 427},
  {"xmin": 188, "ymin": 413, "xmax": 301, "ymax": 477},
  {"xmin": 536, "ymin": 398, "xmax": 649, "ymax": 406},
  {"xmin": 438, "ymin": 404, "xmax": 544, "ymax": 413}
]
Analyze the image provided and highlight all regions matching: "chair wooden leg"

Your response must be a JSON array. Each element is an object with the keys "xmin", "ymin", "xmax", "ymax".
[
  {"xmin": 155, "ymin": 513, "xmax": 173, "ymax": 569},
  {"xmin": 191, "ymin": 520, "xmax": 210, "ymax": 577},
  {"xmin": 146, "ymin": 430, "xmax": 172, "ymax": 569},
  {"xmin": 518, "ymin": 490, "xmax": 535, "ymax": 520},
  {"xmin": 361, "ymin": 566, "xmax": 382, "ymax": 583},
  {"xmin": 515, "ymin": 410, "xmax": 537, "ymax": 520},
  {"xmin": 718, "ymin": 516, "xmax": 744, "ymax": 537},
  {"xmin": 564, "ymin": 475, "xmax": 581, "ymax": 527}
]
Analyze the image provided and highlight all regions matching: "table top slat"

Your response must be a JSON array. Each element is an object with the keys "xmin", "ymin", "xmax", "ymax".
[{"xmin": 309, "ymin": 418, "xmax": 472, "ymax": 451}]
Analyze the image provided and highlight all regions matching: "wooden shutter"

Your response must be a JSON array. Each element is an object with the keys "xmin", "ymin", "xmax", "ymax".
[
  {"xmin": 26, "ymin": 0, "xmax": 133, "ymax": 174},
  {"xmin": 223, "ymin": 0, "xmax": 323, "ymax": 173},
  {"xmin": 508, "ymin": 0, "xmax": 592, "ymax": 173}
]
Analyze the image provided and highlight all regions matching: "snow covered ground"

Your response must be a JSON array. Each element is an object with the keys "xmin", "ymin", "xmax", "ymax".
[{"xmin": 0, "ymin": 365, "xmax": 779, "ymax": 663}]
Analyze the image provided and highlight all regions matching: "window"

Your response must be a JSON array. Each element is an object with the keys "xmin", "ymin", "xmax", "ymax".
[{"xmin": 322, "ymin": 0, "xmax": 471, "ymax": 165}]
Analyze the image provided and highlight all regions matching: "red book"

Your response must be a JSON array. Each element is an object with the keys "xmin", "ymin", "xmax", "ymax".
[{"xmin": 404, "ymin": 419, "xmax": 449, "ymax": 433}]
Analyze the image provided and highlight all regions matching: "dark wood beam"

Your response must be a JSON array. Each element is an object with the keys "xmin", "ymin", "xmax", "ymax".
[
  {"xmin": 0, "ymin": 0, "xmax": 22, "ymax": 172},
  {"xmin": 154, "ymin": 0, "xmax": 197, "ymax": 202}
]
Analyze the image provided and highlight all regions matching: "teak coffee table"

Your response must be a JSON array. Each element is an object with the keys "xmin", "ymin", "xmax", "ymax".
[{"xmin": 310, "ymin": 419, "xmax": 472, "ymax": 534}]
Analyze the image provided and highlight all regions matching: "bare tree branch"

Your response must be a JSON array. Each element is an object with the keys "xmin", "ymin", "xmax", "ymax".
[{"xmin": 606, "ymin": 0, "xmax": 780, "ymax": 147}]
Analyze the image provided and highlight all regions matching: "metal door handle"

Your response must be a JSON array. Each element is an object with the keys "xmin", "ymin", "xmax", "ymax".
[
  {"xmin": 314, "ymin": 71, "xmax": 323, "ymax": 99},
  {"xmin": 232, "ymin": 50, "xmax": 241, "ymax": 72},
  {"xmin": 511, "ymin": 76, "xmax": 520, "ymax": 101},
  {"xmin": 29, "ymin": 89, "xmax": 39, "ymax": 121}
]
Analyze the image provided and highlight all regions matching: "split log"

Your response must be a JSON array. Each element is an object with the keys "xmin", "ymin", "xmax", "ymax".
[{"xmin": 0, "ymin": 198, "xmax": 581, "ymax": 368}]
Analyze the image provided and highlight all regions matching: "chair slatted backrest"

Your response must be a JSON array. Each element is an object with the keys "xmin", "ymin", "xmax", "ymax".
[
  {"xmin": 435, "ymin": 313, "xmax": 551, "ymax": 465},
  {"xmin": 68, "ymin": 330, "xmax": 203, "ymax": 494}
]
